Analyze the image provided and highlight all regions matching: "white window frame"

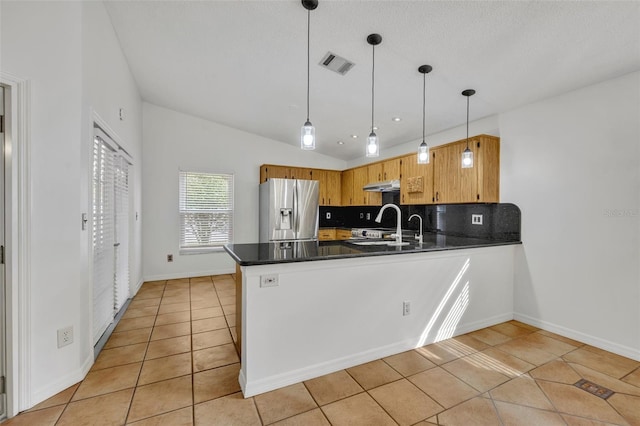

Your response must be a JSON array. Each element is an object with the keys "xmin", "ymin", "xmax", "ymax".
[{"xmin": 179, "ymin": 171, "xmax": 234, "ymax": 254}]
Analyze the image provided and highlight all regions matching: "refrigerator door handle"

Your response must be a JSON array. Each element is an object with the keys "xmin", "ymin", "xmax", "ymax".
[{"xmin": 293, "ymin": 180, "xmax": 299, "ymax": 237}]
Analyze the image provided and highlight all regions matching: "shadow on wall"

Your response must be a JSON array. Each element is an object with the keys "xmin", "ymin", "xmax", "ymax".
[{"xmin": 513, "ymin": 245, "xmax": 538, "ymax": 321}]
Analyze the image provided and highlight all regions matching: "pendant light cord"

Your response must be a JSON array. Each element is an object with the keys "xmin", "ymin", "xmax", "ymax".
[
  {"xmin": 371, "ymin": 44, "xmax": 375, "ymax": 132},
  {"xmin": 466, "ymin": 95, "xmax": 470, "ymax": 149},
  {"xmin": 306, "ymin": 9, "xmax": 310, "ymax": 122},
  {"xmin": 422, "ymin": 72, "xmax": 426, "ymax": 142}
]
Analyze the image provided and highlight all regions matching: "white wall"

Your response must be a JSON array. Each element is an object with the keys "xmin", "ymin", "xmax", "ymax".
[
  {"xmin": 1, "ymin": 0, "xmax": 142, "ymax": 409},
  {"xmin": 501, "ymin": 71, "xmax": 640, "ymax": 359},
  {"xmin": 141, "ymin": 103, "xmax": 346, "ymax": 280}
]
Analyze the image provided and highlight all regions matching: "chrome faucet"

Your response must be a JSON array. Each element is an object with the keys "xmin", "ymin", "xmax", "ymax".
[
  {"xmin": 375, "ymin": 204, "xmax": 409, "ymax": 246},
  {"xmin": 408, "ymin": 214, "xmax": 423, "ymax": 245}
]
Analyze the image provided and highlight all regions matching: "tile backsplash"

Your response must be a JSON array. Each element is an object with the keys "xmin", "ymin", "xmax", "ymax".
[{"xmin": 320, "ymin": 196, "xmax": 521, "ymax": 241}]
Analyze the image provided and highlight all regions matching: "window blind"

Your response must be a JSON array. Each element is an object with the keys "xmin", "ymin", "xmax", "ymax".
[
  {"xmin": 179, "ymin": 171, "xmax": 233, "ymax": 250},
  {"xmin": 114, "ymin": 154, "xmax": 130, "ymax": 312},
  {"xmin": 92, "ymin": 134, "xmax": 116, "ymax": 343}
]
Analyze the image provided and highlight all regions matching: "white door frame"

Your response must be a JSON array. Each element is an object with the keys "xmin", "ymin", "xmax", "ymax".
[{"xmin": 0, "ymin": 72, "xmax": 32, "ymax": 417}]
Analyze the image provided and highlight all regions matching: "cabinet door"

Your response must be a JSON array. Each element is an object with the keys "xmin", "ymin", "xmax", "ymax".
[
  {"xmin": 368, "ymin": 163, "xmax": 383, "ymax": 182},
  {"xmin": 261, "ymin": 165, "xmax": 291, "ymax": 182},
  {"xmin": 400, "ymin": 154, "xmax": 434, "ymax": 205},
  {"xmin": 476, "ymin": 136, "xmax": 500, "ymax": 202},
  {"xmin": 336, "ymin": 229, "xmax": 352, "ymax": 240},
  {"xmin": 353, "ymin": 167, "xmax": 369, "ymax": 206},
  {"xmin": 318, "ymin": 228, "xmax": 336, "ymax": 241},
  {"xmin": 383, "ymin": 158, "xmax": 401, "ymax": 181},
  {"xmin": 290, "ymin": 167, "xmax": 313, "ymax": 180},
  {"xmin": 366, "ymin": 165, "xmax": 382, "ymax": 206},
  {"xmin": 325, "ymin": 170, "xmax": 342, "ymax": 206},
  {"xmin": 341, "ymin": 169, "xmax": 354, "ymax": 206},
  {"xmin": 433, "ymin": 142, "xmax": 477, "ymax": 203}
]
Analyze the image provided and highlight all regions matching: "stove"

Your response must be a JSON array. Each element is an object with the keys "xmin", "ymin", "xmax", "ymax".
[{"xmin": 350, "ymin": 228, "xmax": 395, "ymax": 239}]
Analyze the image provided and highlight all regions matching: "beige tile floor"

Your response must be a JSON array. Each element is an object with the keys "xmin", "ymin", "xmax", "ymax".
[{"xmin": 4, "ymin": 274, "xmax": 640, "ymax": 425}]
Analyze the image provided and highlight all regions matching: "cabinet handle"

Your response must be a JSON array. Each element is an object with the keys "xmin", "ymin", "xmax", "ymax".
[
  {"xmin": 378, "ymin": 173, "xmax": 381, "ymax": 181},
  {"xmin": 328, "ymin": 198, "xmax": 331, "ymax": 205},
  {"xmin": 384, "ymin": 172, "xmax": 387, "ymax": 180},
  {"xmin": 436, "ymin": 191, "xmax": 439, "ymax": 202}
]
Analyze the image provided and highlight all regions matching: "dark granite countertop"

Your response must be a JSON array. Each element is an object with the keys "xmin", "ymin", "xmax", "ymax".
[{"xmin": 224, "ymin": 233, "xmax": 521, "ymax": 266}]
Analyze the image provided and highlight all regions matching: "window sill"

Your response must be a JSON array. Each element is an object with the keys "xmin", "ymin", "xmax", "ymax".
[{"xmin": 179, "ymin": 246, "xmax": 226, "ymax": 255}]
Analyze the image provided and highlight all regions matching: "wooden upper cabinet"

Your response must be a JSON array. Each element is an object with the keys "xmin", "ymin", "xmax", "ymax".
[
  {"xmin": 315, "ymin": 169, "xmax": 341, "ymax": 206},
  {"xmin": 260, "ymin": 165, "xmax": 291, "ymax": 182},
  {"xmin": 476, "ymin": 136, "xmax": 500, "ymax": 202},
  {"xmin": 368, "ymin": 159, "xmax": 400, "ymax": 182},
  {"xmin": 290, "ymin": 167, "xmax": 314, "ymax": 180},
  {"xmin": 352, "ymin": 166, "xmax": 369, "ymax": 206},
  {"xmin": 400, "ymin": 154, "xmax": 434, "ymax": 205},
  {"xmin": 324, "ymin": 170, "xmax": 342, "ymax": 206},
  {"xmin": 432, "ymin": 135, "xmax": 500, "ymax": 204},
  {"xmin": 341, "ymin": 169, "xmax": 354, "ymax": 206},
  {"xmin": 382, "ymin": 158, "xmax": 401, "ymax": 181},
  {"xmin": 368, "ymin": 163, "xmax": 384, "ymax": 182},
  {"xmin": 432, "ymin": 142, "xmax": 477, "ymax": 204}
]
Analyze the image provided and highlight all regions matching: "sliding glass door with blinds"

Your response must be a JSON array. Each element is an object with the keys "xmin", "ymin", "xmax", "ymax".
[{"xmin": 92, "ymin": 126, "xmax": 132, "ymax": 345}]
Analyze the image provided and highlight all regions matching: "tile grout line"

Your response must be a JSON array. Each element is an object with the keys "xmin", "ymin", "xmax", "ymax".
[{"xmin": 123, "ymin": 280, "xmax": 166, "ymax": 425}]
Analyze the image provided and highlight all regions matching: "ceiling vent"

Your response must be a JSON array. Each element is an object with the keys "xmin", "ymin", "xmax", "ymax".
[{"xmin": 319, "ymin": 51, "xmax": 355, "ymax": 76}]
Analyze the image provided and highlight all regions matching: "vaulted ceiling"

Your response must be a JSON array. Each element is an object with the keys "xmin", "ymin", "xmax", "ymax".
[{"xmin": 104, "ymin": 0, "xmax": 640, "ymax": 160}]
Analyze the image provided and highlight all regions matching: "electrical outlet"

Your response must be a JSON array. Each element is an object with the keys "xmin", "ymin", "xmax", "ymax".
[
  {"xmin": 326, "ymin": 212, "xmax": 331, "ymax": 220},
  {"xmin": 471, "ymin": 214, "xmax": 483, "ymax": 225},
  {"xmin": 403, "ymin": 301, "xmax": 411, "ymax": 316},
  {"xmin": 366, "ymin": 213, "xmax": 371, "ymax": 220},
  {"xmin": 359, "ymin": 213, "xmax": 364, "ymax": 219},
  {"xmin": 167, "ymin": 254, "xmax": 173, "ymax": 262},
  {"xmin": 57, "ymin": 326, "xmax": 73, "ymax": 348},
  {"xmin": 260, "ymin": 274, "xmax": 279, "ymax": 288}
]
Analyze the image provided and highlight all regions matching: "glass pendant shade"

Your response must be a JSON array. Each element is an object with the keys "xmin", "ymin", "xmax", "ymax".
[
  {"xmin": 366, "ymin": 132, "xmax": 379, "ymax": 157},
  {"xmin": 462, "ymin": 147, "xmax": 473, "ymax": 168},
  {"xmin": 301, "ymin": 121, "xmax": 315, "ymax": 150},
  {"xmin": 418, "ymin": 141, "xmax": 429, "ymax": 164}
]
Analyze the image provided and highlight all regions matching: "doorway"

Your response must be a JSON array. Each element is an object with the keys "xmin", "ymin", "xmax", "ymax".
[{"xmin": 91, "ymin": 125, "xmax": 132, "ymax": 351}]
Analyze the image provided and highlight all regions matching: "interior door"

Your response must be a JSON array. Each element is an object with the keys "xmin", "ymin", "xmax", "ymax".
[{"xmin": 92, "ymin": 127, "xmax": 133, "ymax": 345}]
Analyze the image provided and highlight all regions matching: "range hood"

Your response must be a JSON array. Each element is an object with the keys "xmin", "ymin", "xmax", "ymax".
[{"xmin": 363, "ymin": 179, "xmax": 400, "ymax": 192}]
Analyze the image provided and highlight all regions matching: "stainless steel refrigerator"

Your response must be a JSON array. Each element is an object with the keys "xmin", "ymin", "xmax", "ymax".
[{"xmin": 259, "ymin": 178, "xmax": 319, "ymax": 242}]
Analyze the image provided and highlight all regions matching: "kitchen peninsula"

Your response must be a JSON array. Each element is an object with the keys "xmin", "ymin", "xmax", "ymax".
[{"xmin": 225, "ymin": 232, "xmax": 521, "ymax": 397}]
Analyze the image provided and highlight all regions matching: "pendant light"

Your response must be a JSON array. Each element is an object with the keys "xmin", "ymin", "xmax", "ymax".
[
  {"xmin": 417, "ymin": 65, "xmax": 432, "ymax": 164},
  {"xmin": 300, "ymin": 0, "xmax": 318, "ymax": 150},
  {"xmin": 461, "ymin": 89, "xmax": 475, "ymax": 168},
  {"xmin": 366, "ymin": 33, "xmax": 382, "ymax": 157}
]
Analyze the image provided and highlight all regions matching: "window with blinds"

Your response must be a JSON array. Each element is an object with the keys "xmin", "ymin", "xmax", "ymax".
[{"xmin": 179, "ymin": 171, "xmax": 234, "ymax": 252}]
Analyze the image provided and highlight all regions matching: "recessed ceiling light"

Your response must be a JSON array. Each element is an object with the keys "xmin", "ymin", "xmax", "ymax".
[
  {"xmin": 351, "ymin": 134, "xmax": 358, "ymax": 139},
  {"xmin": 337, "ymin": 140, "xmax": 344, "ymax": 145},
  {"xmin": 392, "ymin": 117, "xmax": 402, "ymax": 122}
]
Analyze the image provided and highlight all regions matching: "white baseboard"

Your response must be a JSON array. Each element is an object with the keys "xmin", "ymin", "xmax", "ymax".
[
  {"xmin": 513, "ymin": 313, "xmax": 640, "ymax": 362},
  {"xmin": 143, "ymin": 268, "xmax": 234, "ymax": 282},
  {"xmin": 30, "ymin": 352, "xmax": 93, "ymax": 408},
  {"xmin": 241, "ymin": 312, "xmax": 514, "ymax": 398}
]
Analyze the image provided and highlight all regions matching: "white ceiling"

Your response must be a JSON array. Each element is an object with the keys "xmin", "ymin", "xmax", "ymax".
[{"xmin": 104, "ymin": 0, "xmax": 640, "ymax": 161}]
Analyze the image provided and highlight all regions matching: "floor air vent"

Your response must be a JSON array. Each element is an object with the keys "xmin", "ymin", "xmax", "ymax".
[
  {"xmin": 574, "ymin": 379, "xmax": 614, "ymax": 399},
  {"xmin": 319, "ymin": 51, "xmax": 355, "ymax": 75}
]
